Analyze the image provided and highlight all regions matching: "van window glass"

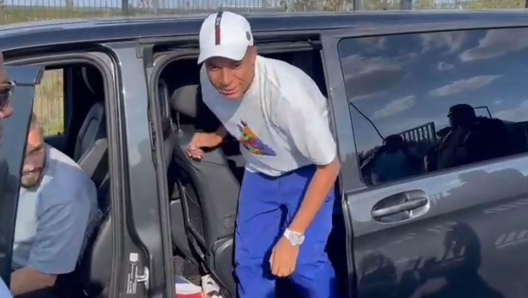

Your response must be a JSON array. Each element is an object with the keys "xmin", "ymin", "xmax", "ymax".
[
  {"xmin": 34, "ymin": 69, "xmax": 64, "ymax": 136},
  {"xmin": 338, "ymin": 28, "xmax": 528, "ymax": 185}
]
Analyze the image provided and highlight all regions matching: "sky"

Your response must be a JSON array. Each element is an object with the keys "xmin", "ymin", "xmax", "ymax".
[{"xmin": 339, "ymin": 27, "xmax": 528, "ymax": 153}]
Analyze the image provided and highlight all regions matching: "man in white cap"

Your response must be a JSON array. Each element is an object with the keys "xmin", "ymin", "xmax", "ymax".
[{"xmin": 186, "ymin": 11, "xmax": 341, "ymax": 297}]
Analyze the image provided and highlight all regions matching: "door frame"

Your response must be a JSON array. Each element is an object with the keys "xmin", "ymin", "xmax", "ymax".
[
  {"xmin": 144, "ymin": 44, "xmax": 178, "ymax": 298},
  {"xmin": 0, "ymin": 65, "xmax": 43, "ymax": 285},
  {"xmin": 5, "ymin": 50, "xmax": 126, "ymax": 297},
  {"xmin": 109, "ymin": 42, "xmax": 175, "ymax": 298}
]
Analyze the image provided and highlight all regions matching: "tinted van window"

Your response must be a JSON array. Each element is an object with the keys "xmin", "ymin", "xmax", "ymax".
[{"xmin": 339, "ymin": 28, "xmax": 528, "ymax": 185}]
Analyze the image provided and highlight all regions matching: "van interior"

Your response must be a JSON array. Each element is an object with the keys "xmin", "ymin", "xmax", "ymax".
[{"xmin": 34, "ymin": 40, "xmax": 347, "ymax": 298}]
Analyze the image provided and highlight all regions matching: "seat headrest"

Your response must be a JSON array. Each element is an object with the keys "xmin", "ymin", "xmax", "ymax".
[{"xmin": 170, "ymin": 85, "xmax": 199, "ymax": 118}]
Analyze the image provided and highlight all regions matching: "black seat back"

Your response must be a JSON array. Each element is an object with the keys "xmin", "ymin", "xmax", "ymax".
[
  {"xmin": 159, "ymin": 79, "xmax": 177, "ymax": 170},
  {"xmin": 170, "ymin": 85, "xmax": 240, "ymax": 255},
  {"xmin": 64, "ymin": 102, "xmax": 110, "ymax": 298},
  {"xmin": 74, "ymin": 103, "xmax": 106, "ymax": 162},
  {"xmin": 75, "ymin": 176, "xmax": 111, "ymax": 298},
  {"xmin": 78, "ymin": 139, "xmax": 108, "ymax": 187}
]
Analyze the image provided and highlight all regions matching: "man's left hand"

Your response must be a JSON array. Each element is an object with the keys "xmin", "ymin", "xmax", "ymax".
[{"xmin": 269, "ymin": 236, "xmax": 299, "ymax": 277}]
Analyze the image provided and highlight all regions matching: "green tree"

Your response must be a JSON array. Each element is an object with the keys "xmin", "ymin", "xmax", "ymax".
[
  {"xmin": 414, "ymin": 0, "xmax": 436, "ymax": 9},
  {"xmin": 363, "ymin": 0, "xmax": 526, "ymax": 10},
  {"xmin": 361, "ymin": 0, "xmax": 401, "ymax": 10},
  {"xmin": 463, "ymin": 0, "xmax": 524, "ymax": 9},
  {"xmin": 288, "ymin": 0, "xmax": 351, "ymax": 11}
]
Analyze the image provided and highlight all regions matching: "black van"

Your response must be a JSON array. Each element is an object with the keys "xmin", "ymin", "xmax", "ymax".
[{"xmin": 2, "ymin": 10, "xmax": 528, "ymax": 298}]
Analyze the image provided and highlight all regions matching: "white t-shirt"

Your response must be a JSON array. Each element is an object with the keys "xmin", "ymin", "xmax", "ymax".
[
  {"xmin": 200, "ymin": 55, "xmax": 337, "ymax": 177},
  {"xmin": 0, "ymin": 278, "xmax": 11, "ymax": 298}
]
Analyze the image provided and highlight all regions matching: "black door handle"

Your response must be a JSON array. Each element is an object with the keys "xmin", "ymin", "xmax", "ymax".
[{"xmin": 372, "ymin": 197, "xmax": 428, "ymax": 218}]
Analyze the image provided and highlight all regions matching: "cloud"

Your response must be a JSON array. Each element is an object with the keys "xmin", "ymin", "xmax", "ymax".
[
  {"xmin": 359, "ymin": 36, "xmax": 387, "ymax": 51},
  {"xmin": 421, "ymin": 31, "xmax": 466, "ymax": 54},
  {"xmin": 342, "ymin": 54, "xmax": 402, "ymax": 101},
  {"xmin": 371, "ymin": 95, "xmax": 415, "ymax": 119},
  {"xmin": 495, "ymin": 100, "xmax": 528, "ymax": 122},
  {"xmin": 349, "ymin": 91, "xmax": 387, "ymax": 102},
  {"xmin": 437, "ymin": 61, "xmax": 455, "ymax": 72},
  {"xmin": 343, "ymin": 55, "xmax": 400, "ymax": 79},
  {"xmin": 429, "ymin": 75, "xmax": 502, "ymax": 97},
  {"xmin": 460, "ymin": 28, "xmax": 528, "ymax": 62}
]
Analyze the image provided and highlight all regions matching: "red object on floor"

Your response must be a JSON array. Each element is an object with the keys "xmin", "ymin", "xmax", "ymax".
[
  {"xmin": 176, "ymin": 294, "xmax": 202, "ymax": 298},
  {"xmin": 175, "ymin": 276, "xmax": 202, "ymax": 298}
]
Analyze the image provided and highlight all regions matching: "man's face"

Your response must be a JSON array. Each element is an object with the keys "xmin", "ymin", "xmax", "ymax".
[
  {"xmin": 448, "ymin": 114, "xmax": 455, "ymax": 127},
  {"xmin": 0, "ymin": 53, "xmax": 13, "ymax": 119},
  {"xmin": 21, "ymin": 128, "xmax": 46, "ymax": 189},
  {"xmin": 448, "ymin": 112, "xmax": 461, "ymax": 127},
  {"xmin": 205, "ymin": 47, "xmax": 256, "ymax": 100}
]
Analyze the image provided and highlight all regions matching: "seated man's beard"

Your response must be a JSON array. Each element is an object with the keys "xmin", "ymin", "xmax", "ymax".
[{"xmin": 21, "ymin": 167, "xmax": 43, "ymax": 189}]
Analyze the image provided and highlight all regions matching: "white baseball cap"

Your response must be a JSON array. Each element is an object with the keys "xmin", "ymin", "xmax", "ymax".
[{"xmin": 198, "ymin": 11, "xmax": 254, "ymax": 64}]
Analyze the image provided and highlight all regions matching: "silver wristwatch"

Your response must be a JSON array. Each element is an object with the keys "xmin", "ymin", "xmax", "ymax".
[{"xmin": 283, "ymin": 228, "xmax": 305, "ymax": 246}]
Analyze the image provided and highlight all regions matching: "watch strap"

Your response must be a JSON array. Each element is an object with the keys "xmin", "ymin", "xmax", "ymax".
[{"xmin": 283, "ymin": 228, "xmax": 305, "ymax": 246}]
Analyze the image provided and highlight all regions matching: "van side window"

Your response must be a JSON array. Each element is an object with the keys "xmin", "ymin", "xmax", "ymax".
[
  {"xmin": 34, "ymin": 69, "xmax": 65, "ymax": 136},
  {"xmin": 338, "ymin": 28, "xmax": 528, "ymax": 186}
]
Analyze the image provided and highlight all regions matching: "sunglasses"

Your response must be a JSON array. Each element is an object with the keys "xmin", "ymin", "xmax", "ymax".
[{"xmin": 0, "ymin": 81, "xmax": 14, "ymax": 112}]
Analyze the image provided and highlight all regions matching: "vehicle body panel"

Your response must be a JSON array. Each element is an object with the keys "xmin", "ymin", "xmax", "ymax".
[
  {"xmin": 321, "ymin": 23, "xmax": 528, "ymax": 298},
  {"xmin": 109, "ymin": 43, "xmax": 174, "ymax": 298}
]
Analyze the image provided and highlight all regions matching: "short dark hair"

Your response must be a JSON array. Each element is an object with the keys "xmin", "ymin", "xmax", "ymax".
[
  {"xmin": 448, "ymin": 104, "xmax": 476, "ymax": 119},
  {"xmin": 384, "ymin": 134, "xmax": 403, "ymax": 145}
]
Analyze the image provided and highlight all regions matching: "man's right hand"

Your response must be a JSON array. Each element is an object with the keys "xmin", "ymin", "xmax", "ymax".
[{"xmin": 186, "ymin": 132, "xmax": 223, "ymax": 160}]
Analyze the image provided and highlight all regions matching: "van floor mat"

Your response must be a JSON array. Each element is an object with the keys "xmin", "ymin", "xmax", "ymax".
[
  {"xmin": 173, "ymin": 255, "xmax": 185, "ymax": 276},
  {"xmin": 184, "ymin": 260, "xmax": 201, "ymax": 285},
  {"xmin": 173, "ymin": 256, "xmax": 203, "ymax": 286}
]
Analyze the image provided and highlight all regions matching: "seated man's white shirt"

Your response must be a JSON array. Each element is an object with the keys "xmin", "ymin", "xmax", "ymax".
[
  {"xmin": 0, "ymin": 278, "xmax": 12, "ymax": 298},
  {"xmin": 200, "ymin": 55, "xmax": 337, "ymax": 177},
  {"xmin": 12, "ymin": 145, "xmax": 100, "ymax": 274}
]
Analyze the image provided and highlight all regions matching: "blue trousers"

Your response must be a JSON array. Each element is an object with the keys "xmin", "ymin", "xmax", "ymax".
[{"xmin": 234, "ymin": 165, "xmax": 339, "ymax": 298}]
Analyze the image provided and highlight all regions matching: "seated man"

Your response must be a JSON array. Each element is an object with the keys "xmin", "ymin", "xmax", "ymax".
[{"xmin": 10, "ymin": 114, "xmax": 100, "ymax": 297}]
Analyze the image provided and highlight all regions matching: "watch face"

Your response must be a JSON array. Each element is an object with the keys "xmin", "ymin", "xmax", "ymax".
[
  {"xmin": 292, "ymin": 234, "xmax": 304, "ymax": 245},
  {"xmin": 285, "ymin": 230, "xmax": 305, "ymax": 245}
]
